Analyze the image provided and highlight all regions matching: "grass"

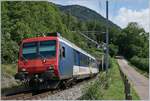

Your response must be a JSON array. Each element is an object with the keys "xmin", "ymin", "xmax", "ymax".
[
  {"xmin": 131, "ymin": 86, "xmax": 140, "ymax": 100},
  {"xmin": 80, "ymin": 58, "xmax": 140, "ymax": 100},
  {"xmin": 102, "ymin": 59, "xmax": 124, "ymax": 99},
  {"xmin": 1, "ymin": 64, "xmax": 17, "ymax": 76},
  {"xmin": 1, "ymin": 84, "xmax": 24, "ymax": 95}
]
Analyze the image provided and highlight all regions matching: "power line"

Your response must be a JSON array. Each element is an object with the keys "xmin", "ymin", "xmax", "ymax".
[
  {"xmin": 71, "ymin": 31, "xmax": 99, "ymax": 45},
  {"xmin": 71, "ymin": 31, "xmax": 107, "ymax": 49}
]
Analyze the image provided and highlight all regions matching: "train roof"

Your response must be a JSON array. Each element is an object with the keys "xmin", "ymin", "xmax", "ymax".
[
  {"xmin": 59, "ymin": 36, "xmax": 96, "ymax": 60},
  {"xmin": 22, "ymin": 36, "xmax": 57, "ymax": 43},
  {"xmin": 21, "ymin": 32, "xmax": 96, "ymax": 60}
]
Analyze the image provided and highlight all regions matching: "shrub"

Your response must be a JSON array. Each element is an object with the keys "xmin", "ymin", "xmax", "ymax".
[
  {"xmin": 130, "ymin": 56, "xmax": 149, "ymax": 72},
  {"xmin": 80, "ymin": 73, "xmax": 107, "ymax": 100},
  {"xmin": 109, "ymin": 44, "xmax": 118, "ymax": 57}
]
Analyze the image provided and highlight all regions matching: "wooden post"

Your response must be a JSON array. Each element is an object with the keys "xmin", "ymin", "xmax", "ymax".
[{"xmin": 125, "ymin": 77, "xmax": 132, "ymax": 100}]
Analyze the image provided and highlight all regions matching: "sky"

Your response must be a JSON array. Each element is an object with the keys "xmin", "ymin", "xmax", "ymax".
[{"xmin": 49, "ymin": 0, "xmax": 150, "ymax": 32}]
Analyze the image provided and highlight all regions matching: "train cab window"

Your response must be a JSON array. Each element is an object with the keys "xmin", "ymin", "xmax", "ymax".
[
  {"xmin": 39, "ymin": 40, "xmax": 56, "ymax": 58},
  {"xmin": 62, "ymin": 47, "xmax": 65, "ymax": 58},
  {"xmin": 60, "ymin": 46, "xmax": 65, "ymax": 58},
  {"xmin": 22, "ymin": 42, "xmax": 37, "ymax": 59}
]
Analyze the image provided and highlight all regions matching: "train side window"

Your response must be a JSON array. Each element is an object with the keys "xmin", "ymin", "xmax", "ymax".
[{"xmin": 62, "ymin": 46, "xmax": 65, "ymax": 58}]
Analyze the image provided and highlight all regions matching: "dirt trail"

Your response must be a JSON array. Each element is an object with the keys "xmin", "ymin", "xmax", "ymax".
[{"xmin": 117, "ymin": 58, "xmax": 149, "ymax": 100}]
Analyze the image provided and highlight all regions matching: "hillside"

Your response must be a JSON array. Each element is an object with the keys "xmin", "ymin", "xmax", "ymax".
[
  {"xmin": 57, "ymin": 4, "xmax": 121, "ymax": 30},
  {"xmin": 56, "ymin": 3, "xmax": 123, "ymax": 50}
]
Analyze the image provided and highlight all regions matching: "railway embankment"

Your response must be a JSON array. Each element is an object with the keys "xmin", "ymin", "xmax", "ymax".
[
  {"xmin": 1, "ymin": 64, "xmax": 19, "ymax": 88},
  {"xmin": 1, "ymin": 75, "xmax": 97, "ymax": 100},
  {"xmin": 41, "ymin": 78, "xmax": 97, "ymax": 100},
  {"xmin": 1, "ymin": 64, "xmax": 23, "ymax": 95},
  {"xmin": 79, "ymin": 58, "xmax": 139, "ymax": 100}
]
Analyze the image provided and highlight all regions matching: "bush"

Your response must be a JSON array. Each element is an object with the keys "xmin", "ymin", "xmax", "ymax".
[
  {"xmin": 80, "ymin": 73, "xmax": 107, "ymax": 100},
  {"xmin": 109, "ymin": 44, "xmax": 118, "ymax": 57},
  {"xmin": 130, "ymin": 56, "xmax": 149, "ymax": 72}
]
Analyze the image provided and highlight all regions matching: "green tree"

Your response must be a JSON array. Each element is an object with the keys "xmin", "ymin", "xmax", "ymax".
[{"xmin": 117, "ymin": 22, "xmax": 148, "ymax": 58}]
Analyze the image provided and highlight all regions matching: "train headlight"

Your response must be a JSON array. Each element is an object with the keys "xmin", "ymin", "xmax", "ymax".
[
  {"xmin": 22, "ymin": 68, "xmax": 26, "ymax": 72},
  {"xmin": 35, "ymin": 74, "xmax": 38, "ymax": 78},
  {"xmin": 49, "ymin": 65, "xmax": 54, "ymax": 70},
  {"xmin": 42, "ymin": 59, "xmax": 46, "ymax": 63}
]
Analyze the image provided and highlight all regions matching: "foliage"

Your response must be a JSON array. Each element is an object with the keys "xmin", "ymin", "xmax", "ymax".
[
  {"xmin": 109, "ymin": 44, "xmax": 118, "ymax": 57},
  {"xmin": 130, "ymin": 56, "xmax": 149, "ymax": 73},
  {"xmin": 116, "ymin": 22, "xmax": 149, "ymax": 72},
  {"xmin": 117, "ymin": 22, "xmax": 149, "ymax": 59},
  {"xmin": 1, "ymin": 64, "xmax": 17, "ymax": 76},
  {"xmin": 80, "ymin": 72, "xmax": 107, "ymax": 100}
]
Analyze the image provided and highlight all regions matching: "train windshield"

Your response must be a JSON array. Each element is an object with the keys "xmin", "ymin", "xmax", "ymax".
[
  {"xmin": 39, "ymin": 40, "xmax": 56, "ymax": 58},
  {"xmin": 22, "ymin": 40, "xmax": 56, "ymax": 59}
]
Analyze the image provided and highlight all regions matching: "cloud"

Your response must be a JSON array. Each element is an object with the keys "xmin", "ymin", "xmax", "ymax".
[{"xmin": 112, "ymin": 7, "xmax": 150, "ymax": 32}]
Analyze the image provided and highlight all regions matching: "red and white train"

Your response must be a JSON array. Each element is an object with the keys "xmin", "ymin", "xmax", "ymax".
[{"xmin": 15, "ymin": 32, "xmax": 99, "ymax": 90}]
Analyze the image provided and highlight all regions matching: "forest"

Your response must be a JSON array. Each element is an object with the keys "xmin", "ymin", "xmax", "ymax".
[{"xmin": 1, "ymin": 1, "xmax": 149, "ymax": 73}]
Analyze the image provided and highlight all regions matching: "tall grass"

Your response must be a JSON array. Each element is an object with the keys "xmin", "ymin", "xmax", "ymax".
[
  {"xmin": 1, "ymin": 64, "xmax": 17, "ymax": 76},
  {"xmin": 80, "ymin": 72, "xmax": 108, "ymax": 100}
]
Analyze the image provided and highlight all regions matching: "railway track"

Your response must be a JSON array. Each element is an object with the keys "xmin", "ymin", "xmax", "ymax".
[
  {"xmin": 1, "ymin": 89, "xmax": 57, "ymax": 100},
  {"xmin": 1, "ymin": 76, "xmax": 97, "ymax": 100},
  {"xmin": 1, "ymin": 87, "xmax": 60, "ymax": 100}
]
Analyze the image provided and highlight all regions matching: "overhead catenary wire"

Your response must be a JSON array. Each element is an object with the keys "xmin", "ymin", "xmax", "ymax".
[{"xmin": 71, "ymin": 30, "xmax": 106, "ymax": 49}]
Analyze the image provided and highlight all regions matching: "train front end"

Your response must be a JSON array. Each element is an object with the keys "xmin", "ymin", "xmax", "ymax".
[{"xmin": 15, "ymin": 35, "xmax": 60, "ymax": 89}]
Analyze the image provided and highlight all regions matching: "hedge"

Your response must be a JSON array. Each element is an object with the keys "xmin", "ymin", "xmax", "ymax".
[{"xmin": 130, "ymin": 56, "xmax": 149, "ymax": 73}]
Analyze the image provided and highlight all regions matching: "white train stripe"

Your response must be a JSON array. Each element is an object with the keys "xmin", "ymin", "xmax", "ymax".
[
  {"xmin": 73, "ymin": 65, "xmax": 99, "ymax": 76},
  {"xmin": 91, "ymin": 68, "xmax": 99, "ymax": 73}
]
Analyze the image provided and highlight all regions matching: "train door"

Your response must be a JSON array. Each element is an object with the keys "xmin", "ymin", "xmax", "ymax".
[
  {"xmin": 76, "ymin": 51, "xmax": 80, "ymax": 66},
  {"xmin": 76, "ymin": 51, "xmax": 80, "ymax": 75},
  {"xmin": 59, "ymin": 42, "xmax": 73, "ymax": 79},
  {"xmin": 73, "ymin": 50, "xmax": 80, "ymax": 76}
]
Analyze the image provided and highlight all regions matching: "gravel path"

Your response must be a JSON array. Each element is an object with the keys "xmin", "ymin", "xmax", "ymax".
[{"xmin": 117, "ymin": 58, "xmax": 149, "ymax": 100}]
